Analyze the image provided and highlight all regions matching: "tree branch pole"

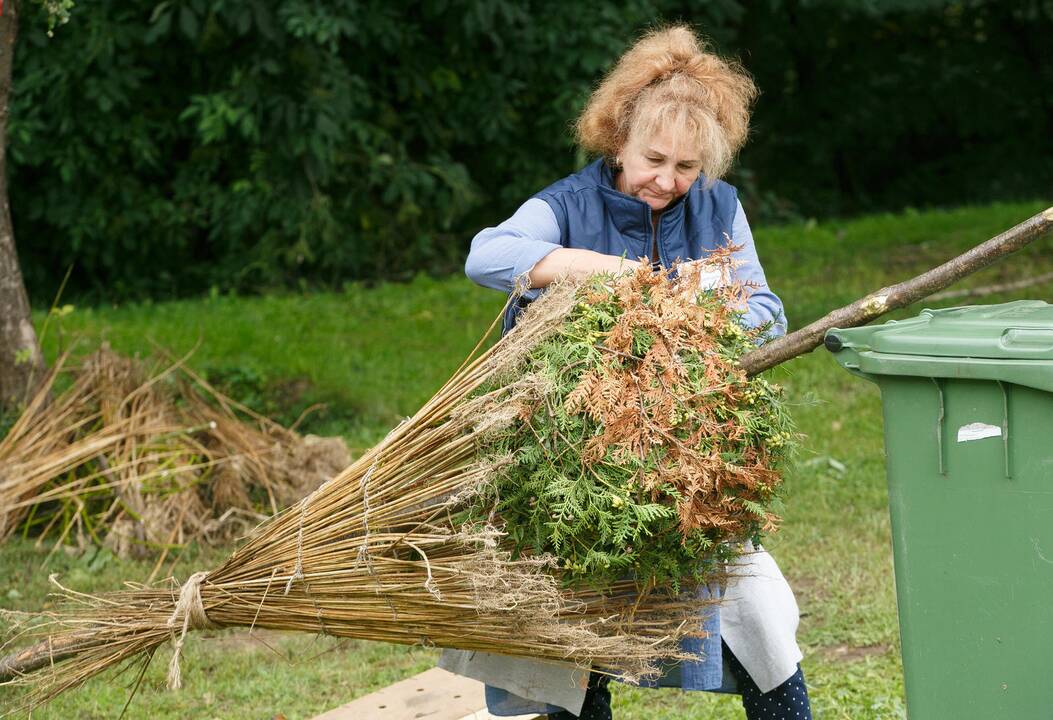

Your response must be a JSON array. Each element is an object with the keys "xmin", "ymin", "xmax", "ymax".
[
  {"xmin": 740, "ymin": 206, "xmax": 1053, "ymax": 376},
  {"xmin": 0, "ymin": 633, "xmax": 90, "ymax": 682}
]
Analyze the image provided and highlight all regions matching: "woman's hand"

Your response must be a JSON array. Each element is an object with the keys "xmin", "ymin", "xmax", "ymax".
[{"xmin": 527, "ymin": 248, "xmax": 641, "ymax": 289}]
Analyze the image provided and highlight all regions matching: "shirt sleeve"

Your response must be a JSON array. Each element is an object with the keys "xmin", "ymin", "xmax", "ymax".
[
  {"xmin": 731, "ymin": 200, "xmax": 788, "ymax": 337},
  {"xmin": 464, "ymin": 198, "xmax": 563, "ymax": 299}
]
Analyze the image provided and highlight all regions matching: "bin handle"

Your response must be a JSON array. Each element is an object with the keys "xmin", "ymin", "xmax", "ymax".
[
  {"xmin": 997, "ymin": 380, "xmax": 1012, "ymax": 479},
  {"xmin": 932, "ymin": 378, "xmax": 946, "ymax": 476}
]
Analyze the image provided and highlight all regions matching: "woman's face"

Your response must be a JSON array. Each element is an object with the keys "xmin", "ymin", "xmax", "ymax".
[{"xmin": 615, "ymin": 127, "xmax": 703, "ymax": 212}]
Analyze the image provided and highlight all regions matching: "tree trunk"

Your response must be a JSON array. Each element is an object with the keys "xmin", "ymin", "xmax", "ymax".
[{"xmin": 0, "ymin": 0, "xmax": 45, "ymax": 413}]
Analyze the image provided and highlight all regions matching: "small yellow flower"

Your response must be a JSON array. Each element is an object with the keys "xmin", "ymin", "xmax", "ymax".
[{"xmin": 722, "ymin": 322, "xmax": 745, "ymax": 339}]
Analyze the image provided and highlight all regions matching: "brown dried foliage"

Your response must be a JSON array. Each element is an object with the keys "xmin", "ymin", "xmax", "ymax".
[{"xmin": 568, "ymin": 256, "xmax": 781, "ymax": 538}]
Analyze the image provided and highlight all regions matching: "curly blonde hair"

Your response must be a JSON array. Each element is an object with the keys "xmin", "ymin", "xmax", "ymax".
[{"xmin": 575, "ymin": 25, "xmax": 757, "ymax": 182}]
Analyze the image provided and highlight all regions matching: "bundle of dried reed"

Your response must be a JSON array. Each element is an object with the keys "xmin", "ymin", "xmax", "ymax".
[
  {"xmin": 1, "ymin": 279, "xmax": 711, "ymax": 713},
  {"xmin": 0, "ymin": 347, "xmax": 350, "ymax": 556}
]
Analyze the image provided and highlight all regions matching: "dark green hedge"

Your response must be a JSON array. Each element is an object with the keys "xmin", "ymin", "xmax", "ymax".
[{"xmin": 11, "ymin": 0, "xmax": 1053, "ymax": 302}]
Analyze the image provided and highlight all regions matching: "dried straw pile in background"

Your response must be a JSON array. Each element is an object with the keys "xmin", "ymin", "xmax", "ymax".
[{"xmin": 0, "ymin": 347, "xmax": 350, "ymax": 556}]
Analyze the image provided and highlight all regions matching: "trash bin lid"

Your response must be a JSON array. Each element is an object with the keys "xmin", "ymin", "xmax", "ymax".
[
  {"xmin": 826, "ymin": 301, "xmax": 1053, "ymax": 393},
  {"xmin": 835, "ymin": 300, "xmax": 1053, "ymax": 360}
]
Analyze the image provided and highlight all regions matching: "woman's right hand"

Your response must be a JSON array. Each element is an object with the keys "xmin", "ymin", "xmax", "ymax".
[{"xmin": 527, "ymin": 248, "xmax": 641, "ymax": 289}]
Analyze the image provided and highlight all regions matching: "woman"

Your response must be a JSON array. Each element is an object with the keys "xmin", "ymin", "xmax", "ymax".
[{"xmin": 441, "ymin": 25, "xmax": 812, "ymax": 720}]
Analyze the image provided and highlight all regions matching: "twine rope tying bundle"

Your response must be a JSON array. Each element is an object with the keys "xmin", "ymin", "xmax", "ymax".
[
  {"xmin": 354, "ymin": 460, "xmax": 378, "ymax": 571},
  {"xmin": 282, "ymin": 463, "xmax": 346, "ymax": 596},
  {"xmin": 351, "ymin": 418, "xmax": 409, "ymax": 574},
  {"xmin": 283, "ymin": 489, "xmax": 316, "ymax": 595},
  {"xmin": 166, "ymin": 571, "xmax": 215, "ymax": 690},
  {"xmin": 405, "ymin": 540, "xmax": 442, "ymax": 600}
]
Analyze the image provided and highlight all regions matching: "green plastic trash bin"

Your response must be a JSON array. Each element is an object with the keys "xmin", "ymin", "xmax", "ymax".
[{"xmin": 825, "ymin": 300, "xmax": 1053, "ymax": 718}]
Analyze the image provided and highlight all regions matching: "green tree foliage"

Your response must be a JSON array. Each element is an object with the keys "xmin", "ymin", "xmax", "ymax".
[
  {"xmin": 11, "ymin": 0, "xmax": 700, "ymax": 299},
  {"xmin": 9, "ymin": 0, "xmax": 1053, "ymax": 301},
  {"xmin": 740, "ymin": 0, "xmax": 1053, "ymax": 217}
]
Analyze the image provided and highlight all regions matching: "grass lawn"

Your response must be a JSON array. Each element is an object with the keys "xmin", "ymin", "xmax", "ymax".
[{"xmin": 3, "ymin": 200, "xmax": 1050, "ymax": 718}]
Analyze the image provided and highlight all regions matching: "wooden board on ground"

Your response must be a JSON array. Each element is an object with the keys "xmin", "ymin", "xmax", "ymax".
[{"xmin": 310, "ymin": 667, "xmax": 539, "ymax": 720}]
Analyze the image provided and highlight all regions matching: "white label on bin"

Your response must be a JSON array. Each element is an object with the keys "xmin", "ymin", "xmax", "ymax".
[{"xmin": 957, "ymin": 422, "xmax": 1002, "ymax": 442}]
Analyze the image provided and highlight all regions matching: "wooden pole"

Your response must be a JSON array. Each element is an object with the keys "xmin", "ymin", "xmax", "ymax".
[
  {"xmin": 740, "ymin": 207, "xmax": 1053, "ymax": 376},
  {"xmin": 0, "ymin": 635, "xmax": 88, "ymax": 681}
]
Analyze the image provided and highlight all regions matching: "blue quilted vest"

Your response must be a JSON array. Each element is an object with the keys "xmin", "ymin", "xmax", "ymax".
[{"xmin": 503, "ymin": 158, "xmax": 739, "ymax": 333}]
